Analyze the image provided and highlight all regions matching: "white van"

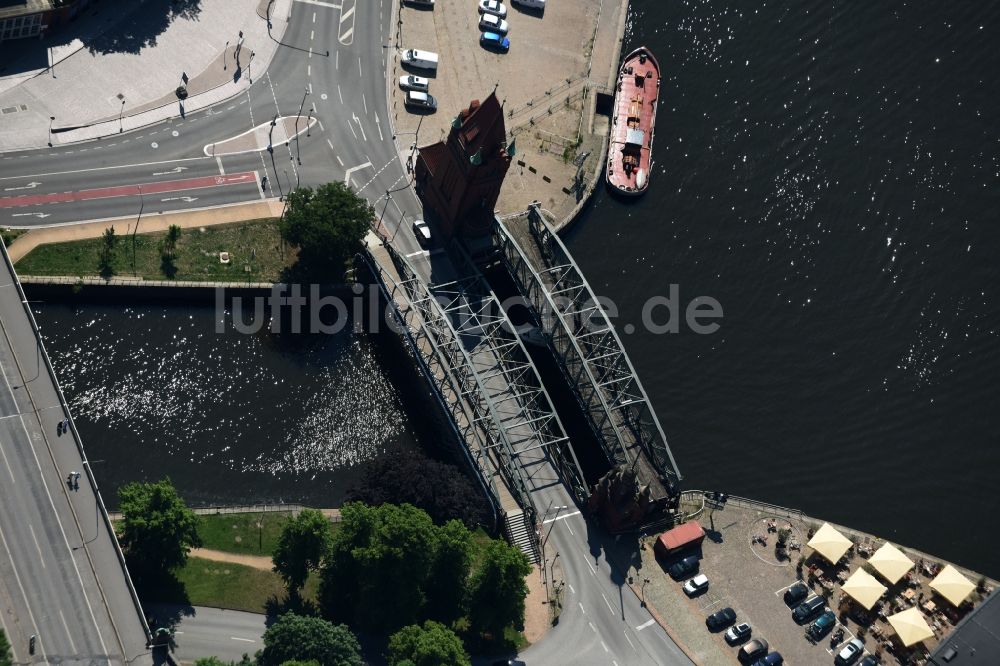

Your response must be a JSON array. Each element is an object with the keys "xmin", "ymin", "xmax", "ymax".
[
  {"xmin": 512, "ymin": 0, "xmax": 545, "ymax": 9},
  {"xmin": 401, "ymin": 49, "xmax": 439, "ymax": 70}
]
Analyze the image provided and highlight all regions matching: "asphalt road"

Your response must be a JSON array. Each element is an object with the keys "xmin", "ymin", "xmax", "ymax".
[
  {"xmin": 0, "ymin": 247, "xmax": 151, "ymax": 665},
  {"xmin": 0, "ymin": 1, "xmax": 693, "ymax": 663},
  {"xmin": 146, "ymin": 604, "xmax": 266, "ymax": 665}
]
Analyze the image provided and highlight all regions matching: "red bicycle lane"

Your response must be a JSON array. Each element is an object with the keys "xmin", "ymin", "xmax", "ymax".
[{"xmin": 0, "ymin": 172, "xmax": 258, "ymax": 208}]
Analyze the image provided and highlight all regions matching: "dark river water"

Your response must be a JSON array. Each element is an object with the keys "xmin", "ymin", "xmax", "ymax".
[
  {"xmin": 34, "ymin": 302, "xmax": 426, "ymax": 509},
  {"xmin": 562, "ymin": 0, "xmax": 1000, "ymax": 575},
  {"xmin": 32, "ymin": 0, "xmax": 1000, "ymax": 577}
]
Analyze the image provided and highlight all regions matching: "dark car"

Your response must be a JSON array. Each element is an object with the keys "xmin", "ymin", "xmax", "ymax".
[
  {"xmin": 752, "ymin": 653, "xmax": 783, "ymax": 666},
  {"xmin": 792, "ymin": 595, "xmax": 826, "ymax": 623},
  {"xmin": 480, "ymin": 31, "xmax": 511, "ymax": 52},
  {"xmin": 738, "ymin": 638, "xmax": 769, "ymax": 664},
  {"xmin": 725, "ymin": 622, "xmax": 752, "ymax": 644},
  {"xmin": 808, "ymin": 610, "xmax": 837, "ymax": 639},
  {"xmin": 668, "ymin": 555, "xmax": 700, "ymax": 580},
  {"xmin": 783, "ymin": 581, "xmax": 809, "ymax": 606},
  {"xmin": 706, "ymin": 607, "xmax": 737, "ymax": 631},
  {"xmin": 859, "ymin": 656, "xmax": 879, "ymax": 666}
]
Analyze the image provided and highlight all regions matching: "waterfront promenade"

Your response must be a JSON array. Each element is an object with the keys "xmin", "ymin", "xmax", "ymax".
[{"xmin": 0, "ymin": 244, "xmax": 150, "ymax": 664}]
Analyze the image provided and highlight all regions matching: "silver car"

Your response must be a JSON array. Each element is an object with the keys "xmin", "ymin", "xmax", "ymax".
[
  {"xmin": 399, "ymin": 75, "xmax": 430, "ymax": 92},
  {"xmin": 478, "ymin": 0, "xmax": 507, "ymax": 18}
]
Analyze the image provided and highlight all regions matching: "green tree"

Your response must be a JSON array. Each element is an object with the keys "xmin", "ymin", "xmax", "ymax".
[
  {"xmin": 347, "ymin": 450, "xmax": 492, "ymax": 529},
  {"xmin": 99, "ymin": 225, "xmax": 117, "ymax": 277},
  {"xmin": 388, "ymin": 621, "xmax": 470, "ymax": 666},
  {"xmin": 272, "ymin": 508, "xmax": 333, "ymax": 592},
  {"xmin": 425, "ymin": 520, "xmax": 473, "ymax": 624},
  {"xmin": 194, "ymin": 657, "xmax": 253, "ymax": 666},
  {"xmin": 279, "ymin": 661, "xmax": 321, "ymax": 666},
  {"xmin": 257, "ymin": 613, "xmax": 362, "ymax": 666},
  {"xmin": 278, "ymin": 182, "xmax": 372, "ymax": 281},
  {"xmin": 467, "ymin": 540, "xmax": 531, "ymax": 639},
  {"xmin": 117, "ymin": 477, "xmax": 202, "ymax": 580},
  {"xmin": 160, "ymin": 224, "xmax": 183, "ymax": 277},
  {"xmin": 0, "ymin": 627, "xmax": 11, "ymax": 666}
]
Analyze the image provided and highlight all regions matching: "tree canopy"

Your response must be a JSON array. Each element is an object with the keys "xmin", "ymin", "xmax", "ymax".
[
  {"xmin": 467, "ymin": 540, "xmax": 532, "ymax": 639},
  {"xmin": 0, "ymin": 628, "xmax": 11, "ymax": 666},
  {"xmin": 272, "ymin": 508, "xmax": 333, "ymax": 592},
  {"xmin": 388, "ymin": 621, "xmax": 471, "ymax": 666},
  {"xmin": 257, "ymin": 613, "xmax": 362, "ymax": 666},
  {"xmin": 347, "ymin": 449, "xmax": 492, "ymax": 529},
  {"xmin": 278, "ymin": 182, "xmax": 372, "ymax": 281},
  {"xmin": 117, "ymin": 477, "xmax": 201, "ymax": 580}
]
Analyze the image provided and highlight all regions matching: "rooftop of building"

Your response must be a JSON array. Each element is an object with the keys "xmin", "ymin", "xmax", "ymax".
[
  {"xmin": 929, "ymin": 589, "xmax": 1000, "ymax": 664},
  {"xmin": 0, "ymin": 0, "xmax": 55, "ymax": 21}
]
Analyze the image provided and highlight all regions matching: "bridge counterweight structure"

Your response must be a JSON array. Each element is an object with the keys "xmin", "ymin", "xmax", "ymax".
[
  {"xmin": 493, "ymin": 207, "xmax": 682, "ymax": 520},
  {"xmin": 361, "ymin": 237, "xmax": 589, "ymax": 561}
]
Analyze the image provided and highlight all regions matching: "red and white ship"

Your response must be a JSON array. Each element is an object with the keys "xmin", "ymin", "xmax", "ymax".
[{"xmin": 606, "ymin": 47, "xmax": 660, "ymax": 196}]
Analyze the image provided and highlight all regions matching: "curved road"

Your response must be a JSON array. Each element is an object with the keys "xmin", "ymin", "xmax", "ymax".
[{"xmin": 0, "ymin": 2, "xmax": 693, "ymax": 664}]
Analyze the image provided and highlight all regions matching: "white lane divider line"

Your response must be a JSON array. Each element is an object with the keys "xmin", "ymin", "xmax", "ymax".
[
  {"xmin": 601, "ymin": 592, "xmax": 615, "ymax": 615},
  {"xmin": 600, "ymin": 640, "xmax": 609, "ymax": 653},
  {"xmin": 578, "ymin": 602, "xmax": 586, "ymax": 614},
  {"xmin": 588, "ymin": 622, "xmax": 597, "ymax": 633},
  {"xmin": 216, "ymin": 156, "xmax": 226, "ymax": 175},
  {"xmin": 295, "ymin": 0, "xmax": 341, "ymax": 8},
  {"xmin": 27, "ymin": 523, "xmax": 45, "ymax": 569},
  {"xmin": 623, "ymin": 630, "xmax": 636, "ymax": 651},
  {"xmin": 230, "ymin": 637, "xmax": 255, "ymax": 643},
  {"xmin": 542, "ymin": 510, "xmax": 581, "ymax": 524},
  {"xmin": 635, "ymin": 619, "xmax": 656, "ymax": 631}
]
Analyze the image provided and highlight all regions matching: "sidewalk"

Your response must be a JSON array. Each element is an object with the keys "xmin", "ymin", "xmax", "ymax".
[{"xmin": 0, "ymin": 0, "xmax": 291, "ymax": 152}]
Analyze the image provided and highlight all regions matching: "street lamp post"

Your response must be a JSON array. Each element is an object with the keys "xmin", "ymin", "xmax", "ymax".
[
  {"xmin": 247, "ymin": 51, "xmax": 255, "ymax": 83},
  {"xmin": 224, "ymin": 40, "xmax": 230, "ymax": 70},
  {"xmin": 118, "ymin": 98, "xmax": 125, "ymax": 133},
  {"xmin": 48, "ymin": 116, "xmax": 55, "ymax": 147},
  {"xmin": 306, "ymin": 106, "xmax": 314, "ymax": 137},
  {"xmin": 295, "ymin": 87, "xmax": 309, "ymax": 165},
  {"xmin": 378, "ymin": 190, "xmax": 391, "ymax": 233},
  {"xmin": 641, "ymin": 577, "xmax": 651, "ymax": 607},
  {"xmin": 541, "ymin": 505, "xmax": 567, "ymax": 552},
  {"xmin": 132, "ymin": 184, "xmax": 143, "ymax": 276}
]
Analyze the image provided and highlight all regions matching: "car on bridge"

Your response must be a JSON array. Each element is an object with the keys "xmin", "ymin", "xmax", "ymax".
[
  {"xmin": 399, "ymin": 75, "xmax": 430, "ymax": 92},
  {"xmin": 480, "ymin": 31, "xmax": 511, "ymax": 52},
  {"xmin": 413, "ymin": 219, "xmax": 432, "ymax": 246},
  {"xmin": 479, "ymin": 0, "xmax": 507, "ymax": 18},
  {"xmin": 405, "ymin": 91, "xmax": 438, "ymax": 111}
]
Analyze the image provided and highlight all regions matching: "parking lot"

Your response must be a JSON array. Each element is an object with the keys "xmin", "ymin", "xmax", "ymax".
[{"xmin": 634, "ymin": 507, "xmax": 881, "ymax": 665}]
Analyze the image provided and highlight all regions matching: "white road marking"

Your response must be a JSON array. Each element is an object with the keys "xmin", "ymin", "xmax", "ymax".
[
  {"xmin": 0, "ymin": 429, "xmax": 16, "ymax": 484},
  {"xmin": 601, "ymin": 592, "xmax": 615, "ymax": 615},
  {"xmin": 405, "ymin": 250, "xmax": 428, "ymax": 258},
  {"xmin": 578, "ymin": 602, "xmax": 586, "ymax": 614},
  {"xmin": 338, "ymin": 84, "xmax": 343, "ymax": 104},
  {"xmin": 358, "ymin": 56, "xmax": 362, "ymax": 78},
  {"xmin": 636, "ymin": 619, "xmax": 656, "ymax": 631},
  {"xmin": 0, "ymin": 521, "xmax": 46, "ymax": 662},
  {"xmin": 27, "ymin": 524, "xmax": 46, "ymax": 568},
  {"xmin": 588, "ymin": 622, "xmax": 596, "ymax": 633},
  {"xmin": 347, "ymin": 120, "xmax": 358, "ymax": 141},
  {"xmin": 312, "ymin": 11, "xmax": 316, "ymax": 22},
  {"xmin": 58, "ymin": 610, "xmax": 78, "ymax": 653},
  {"xmin": 352, "ymin": 113, "xmax": 367, "ymax": 141},
  {"xmin": 3, "ymin": 181, "xmax": 42, "ymax": 191},
  {"xmin": 295, "ymin": 0, "xmax": 341, "ymax": 8},
  {"xmin": 307, "ymin": 64, "xmax": 311, "ymax": 77},
  {"xmin": 327, "ymin": 139, "xmax": 336, "ymax": 151},
  {"xmin": 568, "ymin": 584, "xmax": 575, "ymax": 594},
  {"xmin": 336, "ymin": 155, "xmax": 343, "ymax": 166},
  {"xmin": 623, "ymin": 630, "xmax": 636, "ymax": 651},
  {"xmin": 343, "ymin": 161, "xmax": 372, "ymax": 186},
  {"xmin": 601, "ymin": 640, "xmax": 609, "ymax": 653},
  {"xmin": 363, "ymin": 93, "xmax": 368, "ymax": 115},
  {"xmin": 542, "ymin": 510, "xmax": 581, "ymax": 524},
  {"xmin": 215, "ymin": 156, "xmax": 226, "ymax": 175},
  {"xmin": 230, "ymin": 637, "xmax": 255, "ymax": 643},
  {"xmin": 0, "ymin": 155, "xmax": 211, "ymax": 181}
]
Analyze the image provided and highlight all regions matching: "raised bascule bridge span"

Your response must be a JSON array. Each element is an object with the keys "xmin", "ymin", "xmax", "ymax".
[{"xmin": 363, "ymin": 203, "xmax": 683, "ymax": 561}]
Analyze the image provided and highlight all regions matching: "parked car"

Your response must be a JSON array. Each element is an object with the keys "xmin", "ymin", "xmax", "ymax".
[
  {"xmin": 511, "ymin": 0, "xmax": 544, "ymax": 8},
  {"xmin": 807, "ymin": 610, "xmax": 837, "ymax": 639},
  {"xmin": 480, "ymin": 31, "xmax": 510, "ymax": 52},
  {"xmin": 478, "ymin": 0, "xmax": 507, "ymax": 18},
  {"xmin": 399, "ymin": 75, "xmax": 430, "ymax": 92},
  {"xmin": 401, "ymin": 48, "xmax": 439, "ymax": 70},
  {"xmin": 751, "ymin": 653, "xmax": 783, "ymax": 666},
  {"xmin": 706, "ymin": 607, "xmax": 736, "ymax": 631},
  {"xmin": 738, "ymin": 638, "xmax": 768, "ymax": 664},
  {"xmin": 859, "ymin": 656, "xmax": 879, "ymax": 666},
  {"xmin": 725, "ymin": 622, "xmax": 752, "ymax": 645},
  {"xmin": 835, "ymin": 638, "xmax": 865, "ymax": 665},
  {"xmin": 682, "ymin": 573, "xmax": 709, "ymax": 596},
  {"xmin": 412, "ymin": 219, "xmax": 432, "ymax": 246},
  {"xmin": 404, "ymin": 91, "xmax": 437, "ymax": 111},
  {"xmin": 479, "ymin": 13, "xmax": 509, "ymax": 34},
  {"xmin": 667, "ymin": 555, "xmax": 700, "ymax": 580},
  {"xmin": 783, "ymin": 581, "xmax": 809, "ymax": 606},
  {"xmin": 791, "ymin": 595, "xmax": 826, "ymax": 623},
  {"xmin": 404, "ymin": 0, "xmax": 434, "ymax": 6}
]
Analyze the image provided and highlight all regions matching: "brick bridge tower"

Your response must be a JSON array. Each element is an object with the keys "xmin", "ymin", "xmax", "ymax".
[{"xmin": 415, "ymin": 92, "xmax": 513, "ymax": 241}]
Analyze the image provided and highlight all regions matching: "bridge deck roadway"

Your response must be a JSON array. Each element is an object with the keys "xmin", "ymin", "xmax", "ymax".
[{"xmin": 0, "ymin": 246, "xmax": 150, "ymax": 665}]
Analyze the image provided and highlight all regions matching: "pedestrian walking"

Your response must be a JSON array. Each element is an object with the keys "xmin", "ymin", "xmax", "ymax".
[
  {"xmin": 63, "ymin": 418, "xmax": 71, "ymax": 431},
  {"xmin": 57, "ymin": 421, "xmax": 63, "ymax": 436}
]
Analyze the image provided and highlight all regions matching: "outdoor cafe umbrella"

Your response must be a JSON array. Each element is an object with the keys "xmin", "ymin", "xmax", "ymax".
[
  {"xmin": 930, "ymin": 564, "xmax": 976, "ymax": 606},
  {"xmin": 841, "ymin": 568, "xmax": 888, "ymax": 610},
  {"xmin": 806, "ymin": 522, "xmax": 853, "ymax": 565},
  {"xmin": 868, "ymin": 542, "xmax": 915, "ymax": 585},
  {"xmin": 887, "ymin": 607, "xmax": 934, "ymax": 647}
]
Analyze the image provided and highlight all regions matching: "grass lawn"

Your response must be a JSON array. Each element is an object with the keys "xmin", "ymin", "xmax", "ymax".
[
  {"xmin": 176, "ymin": 557, "xmax": 287, "ymax": 613},
  {"xmin": 2, "ymin": 228, "xmax": 25, "ymax": 247},
  {"xmin": 198, "ymin": 512, "xmax": 293, "ymax": 556},
  {"xmin": 14, "ymin": 220, "xmax": 295, "ymax": 282}
]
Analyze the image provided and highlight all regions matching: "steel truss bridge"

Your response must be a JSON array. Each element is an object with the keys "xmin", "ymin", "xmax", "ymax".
[
  {"xmin": 361, "ymin": 238, "xmax": 588, "ymax": 562},
  {"xmin": 492, "ymin": 205, "xmax": 682, "ymax": 507}
]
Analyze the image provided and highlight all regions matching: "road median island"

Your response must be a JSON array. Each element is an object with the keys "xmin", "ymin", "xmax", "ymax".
[{"xmin": 13, "ymin": 214, "xmax": 296, "ymax": 283}]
